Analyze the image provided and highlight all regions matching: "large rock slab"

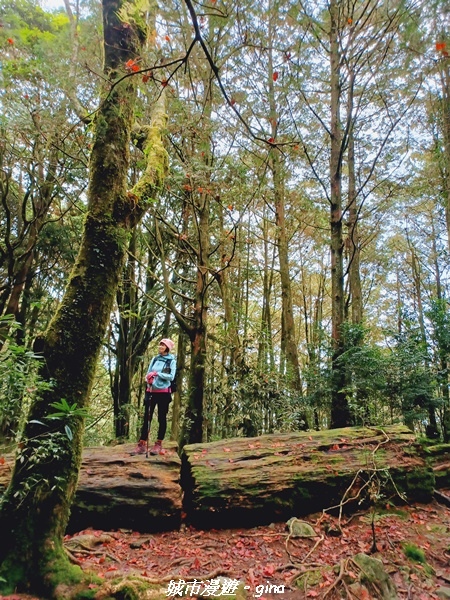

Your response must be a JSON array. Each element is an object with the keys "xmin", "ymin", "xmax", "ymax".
[
  {"xmin": 69, "ymin": 442, "xmax": 182, "ymax": 533},
  {"xmin": 0, "ymin": 442, "xmax": 182, "ymax": 533},
  {"xmin": 180, "ymin": 425, "xmax": 435, "ymax": 529}
]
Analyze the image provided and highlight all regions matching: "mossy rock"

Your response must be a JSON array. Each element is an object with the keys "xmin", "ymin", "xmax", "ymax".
[
  {"xmin": 182, "ymin": 425, "xmax": 434, "ymax": 529},
  {"xmin": 286, "ymin": 517, "xmax": 317, "ymax": 538},
  {"xmin": 352, "ymin": 553, "xmax": 398, "ymax": 600},
  {"xmin": 294, "ymin": 567, "xmax": 327, "ymax": 589}
]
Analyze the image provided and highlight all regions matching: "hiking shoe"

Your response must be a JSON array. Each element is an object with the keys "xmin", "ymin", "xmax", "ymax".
[
  {"xmin": 130, "ymin": 440, "xmax": 146, "ymax": 455},
  {"xmin": 149, "ymin": 440, "xmax": 162, "ymax": 455}
]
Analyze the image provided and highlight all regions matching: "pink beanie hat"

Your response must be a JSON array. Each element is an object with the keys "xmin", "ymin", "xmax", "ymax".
[{"xmin": 160, "ymin": 338, "xmax": 175, "ymax": 351}]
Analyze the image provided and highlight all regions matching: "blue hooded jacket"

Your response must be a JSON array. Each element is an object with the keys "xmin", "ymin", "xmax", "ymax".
[{"xmin": 147, "ymin": 353, "xmax": 176, "ymax": 391}]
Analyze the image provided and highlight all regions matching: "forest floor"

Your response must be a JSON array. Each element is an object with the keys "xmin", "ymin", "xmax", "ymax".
[{"xmin": 2, "ymin": 498, "xmax": 450, "ymax": 599}]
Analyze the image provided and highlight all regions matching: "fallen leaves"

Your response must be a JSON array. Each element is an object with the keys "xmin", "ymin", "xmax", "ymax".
[{"xmin": 56, "ymin": 502, "xmax": 450, "ymax": 600}]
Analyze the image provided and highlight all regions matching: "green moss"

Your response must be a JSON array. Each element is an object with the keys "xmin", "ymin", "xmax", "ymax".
[
  {"xmin": 73, "ymin": 590, "xmax": 100, "ymax": 600},
  {"xmin": 403, "ymin": 543, "xmax": 427, "ymax": 564},
  {"xmin": 294, "ymin": 568, "xmax": 324, "ymax": 589},
  {"xmin": 424, "ymin": 443, "xmax": 450, "ymax": 455},
  {"xmin": 402, "ymin": 542, "xmax": 435, "ymax": 577}
]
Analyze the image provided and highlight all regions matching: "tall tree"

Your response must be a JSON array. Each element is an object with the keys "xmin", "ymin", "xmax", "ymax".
[{"xmin": 0, "ymin": 0, "xmax": 169, "ymax": 595}]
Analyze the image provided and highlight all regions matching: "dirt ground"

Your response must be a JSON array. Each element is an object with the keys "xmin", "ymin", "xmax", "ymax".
[{"xmin": 1, "ymin": 499, "xmax": 450, "ymax": 599}]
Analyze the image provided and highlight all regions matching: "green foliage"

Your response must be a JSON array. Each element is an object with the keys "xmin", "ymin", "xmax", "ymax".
[
  {"xmin": 0, "ymin": 317, "xmax": 51, "ymax": 443},
  {"xmin": 12, "ymin": 431, "xmax": 72, "ymax": 503},
  {"xmin": 338, "ymin": 324, "xmax": 391, "ymax": 425},
  {"xmin": 46, "ymin": 399, "xmax": 90, "ymax": 441},
  {"xmin": 385, "ymin": 324, "xmax": 436, "ymax": 428}
]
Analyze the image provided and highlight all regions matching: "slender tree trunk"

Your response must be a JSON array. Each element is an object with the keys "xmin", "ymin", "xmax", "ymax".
[
  {"xmin": 170, "ymin": 330, "xmax": 187, "ymax": 443},
  {"xmin": 347, "ymin": 123, "xmax": 363, "ymax": 326},
  {"xmin": 258, "ymin": 206, "xmax": 276, "ymax": 371},
  {"xmin": 186, "ymin": 188, "xmax": 210, "ymax": 443},
  {"xmin": 112, "ymin": 231, "xmax": 138, "ymax": 439},
  {"xmin": 267, "ymin": 18, "xmax": 302, "ymax": 397},
  {"xmin": 329, "ymin": 0, "xmax": 351, "ymax": 428},
  {"xmin": 396, "ymin": 265, "xmax": 403, "ymax": 335},
  {"xmin": 439, "ymin": 57, "xmax": 450, "ymax": 250},
  {"xmin": 408, "ymin": 240, "xmax": 438, "ymax": 437},
  {"xmin": 0, "ymin": 1, "xmax": 168, "ymax": 594}
]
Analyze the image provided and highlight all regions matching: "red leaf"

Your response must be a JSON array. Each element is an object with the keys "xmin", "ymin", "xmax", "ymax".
[
  {"xmin": 263, "ymin": 564, "xmax": 275, "ymax": 576},
  {"xmin": 436, "ymin": 42, "xmax": 446, "ymax": 51},
  {"xmin": 230, "ymin": 98, "xmax": 236, "ymax": 106},
  {"xmin": 142, "ymin": 74, "xmax": 150, "ymax": 83},
  {"xmin": 272, "ymin": 71, "xmax": 279, "ymax": 81},
  {"xmin": 131, "ymin": 64, "xmax": 139, "ymax": 72},
  {"xmin": 125, "ymin": 59, "xmax": 135, "ymax": 68},
  {"xmin": 7, "ymin": 38, "xmax": 14, "ymax": 45},
  {"xmin": 165, "ymin": 35, "xmax": 170, "ymax": 41},
  {"xmin": 267, "ymin": 137, "xmax": 275, "ymax": 144},
  {"xmin": 161, "ymin": 79, "xmax": 168, "ymax": 87}
]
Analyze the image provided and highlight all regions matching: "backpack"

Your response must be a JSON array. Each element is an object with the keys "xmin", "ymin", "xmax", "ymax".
[{"xmin": 162, "ymin": 358, "xmax": 178, "ymax": 394}]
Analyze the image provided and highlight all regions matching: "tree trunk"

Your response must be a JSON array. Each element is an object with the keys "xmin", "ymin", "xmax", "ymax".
[
  {"xmin": 408, "ymin": 239, "xmax": 439, "ymax": 438},
  {"xmin": 258, "ymin": 205, "xmax": 276, "ymax": 371},
  {"xmin": 347, "ymin": 122, "xmax": 363, "ymax": 326},
  {"xmin": 329, "ymin": 0, "xmax": 351, "ymax": 429},
  {"xmin": 170, "ymin": 330, "xmax": 187, "ymax": 443},
  {"xmin": 267, "ymin": 19, "xmax": 302, "ymax": 399},
  {"xmin": 112, "ymin": 231, "xmax": 138, "ymax": 439},
  {"xmin": 439, "ymin": 57, "xmax": 450, "ymax": 251},
  {"xmin": 0, "ymin": 0, "xmax": 168, "ymax": 594}
]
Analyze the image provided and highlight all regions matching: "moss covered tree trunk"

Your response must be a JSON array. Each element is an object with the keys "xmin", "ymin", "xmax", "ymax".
[{"xmin": 0, "ymin": 0, "xmax": 168, "ymax": 596}]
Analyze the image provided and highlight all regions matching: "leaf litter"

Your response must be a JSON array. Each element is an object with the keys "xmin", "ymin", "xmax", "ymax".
[
  {"xmin": 65, "ymin": 500, "xmax": 450, "ymax": 599},
  {"xmin": 2, "ymin": 500, "xmax": 450, "ymax": 599}
]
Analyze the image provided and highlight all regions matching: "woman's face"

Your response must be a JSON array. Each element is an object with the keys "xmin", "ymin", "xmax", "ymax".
[{"xmin": 158, "ymin": 343, "xmax": 168, "ymax": 355}]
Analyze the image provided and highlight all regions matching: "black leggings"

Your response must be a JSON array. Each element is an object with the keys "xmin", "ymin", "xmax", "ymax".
[{"xmin": 140, "ymin": 391, "xmax": 171, "ymax": 441}]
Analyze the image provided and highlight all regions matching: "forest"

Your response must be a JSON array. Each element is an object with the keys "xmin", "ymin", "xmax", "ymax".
[{"xmin": 0, "ymin": 0, "xmax": 449, "ymax": 596}]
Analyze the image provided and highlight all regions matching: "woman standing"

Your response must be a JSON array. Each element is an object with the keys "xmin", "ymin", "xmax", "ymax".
[{"xmin": 131, "ymin": 338, "xmax": 176, "ymax": 455}]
